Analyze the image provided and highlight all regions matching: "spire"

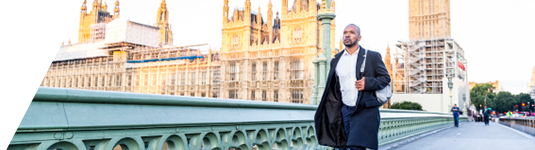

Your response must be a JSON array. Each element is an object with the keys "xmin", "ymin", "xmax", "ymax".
[
  {"xmin": 113, "ymin": 0, "xmax": 120, "ymax": 18},
  {"xmin": 331, "ymin": 0, "xmax": 335, "ymax": 11},
  {"xmin": 339, "ymin": 38, "xmax": 343, "ymax": 51},
  {"xmin": 385, "ymin": 46, "xmax": 392, "ymax": 78},
  {"xmin": 81, "ymin": 0, "xmax": 87, "ymax": 13},
  {"xmin": 223, "ymin": 0, "xmax": 229, "ymax": 24},
  {"xmin": 257, "ymin": 6, "xmax": 262, "ymax": 24},
  {"xmin": 295, "ymin": 0, "xmax": 301, "ymax": 12},
  {"xmin": 267, "ymin": 0, "xmax": 273, "ymax": 26},
  {"xmin": 282, "ymin": 0, "xmax": 288, "ymax": 15},
  {"xmin": 244, "ymin": 0, "xmax": 251, "ymax": 25},
  {"xmin": 157, "ymin": 0, "xmax": 172, "ymax": 45},
  {"xmin": 92, "ymin": 0, "xmax": 99, "ymax": 11},
  {"xmin": 102, "ymin": 1, "xmax": 108, "ymax": 11}
]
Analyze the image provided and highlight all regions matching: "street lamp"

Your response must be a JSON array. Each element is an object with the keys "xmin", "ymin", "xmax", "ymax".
[
  {"xmin": 529, "ymin": 102, "xmax": 531, "ymax": 114},
  {"xmin": 448, "ymin": 77, "xmax": 453, "ymax": 108}
]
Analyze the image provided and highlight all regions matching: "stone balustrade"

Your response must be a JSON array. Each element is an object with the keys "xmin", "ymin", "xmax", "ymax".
[{"xmin": 499, "ymin": 117, "xmax": 535, "ymax": 136}]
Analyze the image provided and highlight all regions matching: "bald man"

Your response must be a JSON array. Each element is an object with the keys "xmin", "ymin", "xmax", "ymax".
[{"xmin": 315, "ymin": 24, "xmax": 391, "ymax": 150}]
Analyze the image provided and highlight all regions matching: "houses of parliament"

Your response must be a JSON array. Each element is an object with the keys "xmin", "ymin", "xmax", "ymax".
[{"xmin": 41, "ymin": 0, "xmax": 337, "ymax": 104}]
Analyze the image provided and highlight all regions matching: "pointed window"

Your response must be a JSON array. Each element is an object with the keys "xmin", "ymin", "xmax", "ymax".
[
  {"xmin": 294, "ymin": 27, "xmax": 302, "ymax": 42},
  {"xmin": 232, "ymin": 35, "xmax": 239, "ymax": 48}
]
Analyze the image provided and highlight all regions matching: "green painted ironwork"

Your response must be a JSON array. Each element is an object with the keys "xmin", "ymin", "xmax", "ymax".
[
  {"xmin": 311, "ymin": 0, "xmax": 336, "ymax": 104},
  {"xmin": 10, "ymin": 87, "xmax": 466, "ymax": 150}
]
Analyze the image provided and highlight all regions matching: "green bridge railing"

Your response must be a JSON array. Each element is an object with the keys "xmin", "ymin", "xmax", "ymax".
[{"xmin": 9, "ymin": 87, "xmax": 465, "ymax": 150}]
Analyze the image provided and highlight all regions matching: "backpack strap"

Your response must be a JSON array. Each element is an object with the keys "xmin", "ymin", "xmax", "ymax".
[{"xmin": 360, "ymin": 49, "xmax": 368, "ymax": 73}]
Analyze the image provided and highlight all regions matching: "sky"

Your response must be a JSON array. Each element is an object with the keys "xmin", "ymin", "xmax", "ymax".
[
  {"xmin": 54, "ymin": 0, "xmax": 534, "ymax": 95},
  {"xmin": 0, "ymin": 0, "xmax": 534, "ymax": 148}
]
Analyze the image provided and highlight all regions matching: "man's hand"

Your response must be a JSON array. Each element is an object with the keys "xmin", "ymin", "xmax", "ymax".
[{"xmin": 355, "ymin": 77, "xmax": 365, "ymax": 91}]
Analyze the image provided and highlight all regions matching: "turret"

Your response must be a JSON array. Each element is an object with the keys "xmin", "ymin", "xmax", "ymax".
[
  {"xmin": 102, "ymin": 1, "xmax": 107, "ymax": 11},
  {"xmin": 113, "ymin": 0, "xmax": 120, "ymax": 18},
  {"xmin": 244, "ymin": 0, "xmax": 252, "ymax": 46},
  {"xmin": 281, "ymin": 0, "xmax": 288, "ymax": 17},
  {"xmin": 267, "ymin": 0, "xmax": 273, "ymax": 43},
  {"xmin": 295, "ymin": 0, "xmax": 301, "ymax": 12},
  {"xmin": 309, "ymin": 0, "xmax": 317, "ymax": 13},
  {"xmin": 331, "ymin": 0, "xmax": 335, "ymax": 12},
  {"xmin": 385, "ymin": 46, "xmax": 393, "ymax": 78},
  {"xmin": 257, "ymin": 7, "xmax": 262, "ymax": 25},
  {"xmin": 223, "ymin": 0, "xmax": 229, "ymax": 25},
  {"xmin": 92, "ymin": 0, "xmax": 100, "ymax": 12},
  {"xmin": 267, "ymin": 0, "xmax": 273, "ymax": 22},
  {"xmin": 81, "ymin": 0, "xmax": 87, "ymax": 14},
  {"xmin": 156, "ymin": 0, "xmax": 172, "ymax": 45},
  {"xmin": 244, "ymin": 0, "xmax": 251, "ymax": 21}
]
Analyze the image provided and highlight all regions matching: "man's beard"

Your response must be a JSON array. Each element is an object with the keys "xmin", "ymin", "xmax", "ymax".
[{"xmin": 343, "ymin": 39, "xmax": 358, "ymax": 48}]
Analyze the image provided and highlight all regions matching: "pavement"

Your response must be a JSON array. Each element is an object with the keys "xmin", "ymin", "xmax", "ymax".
[{"xmin": 382, "ymin": 121, "xmax": 535, "ymax": 150}]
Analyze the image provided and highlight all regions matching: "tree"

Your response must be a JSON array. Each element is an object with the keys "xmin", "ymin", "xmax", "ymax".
[
  {"xmin": 494, "ymin": 91, "xmax": 515, "ymax": 113},
  {"xmin": 390, "ymin": 101, "xmax": 423, "ymax": 111},
  {"xmin": 470, "ymin": 83, "xmax": 495, "ymax": 101},
  {"xmin": 470, "ymin": 83, "xmax": 496, "ymax": 111},
  {"xmin": 515, "ymin": 93, "xmax": 534, "ymax": 111}
]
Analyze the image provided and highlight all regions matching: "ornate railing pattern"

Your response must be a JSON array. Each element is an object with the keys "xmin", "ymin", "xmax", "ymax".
[{"xmin": 9, "ymin": 87, "xmax": 464, "ymax": 150}]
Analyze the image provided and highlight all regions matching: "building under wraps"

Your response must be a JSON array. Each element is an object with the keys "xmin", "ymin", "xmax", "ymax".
[
  {"xmin": 388, "ymin": 0, "xmax": 471, "ymax": 113},
  {"xmin": 42, "ymin": 0, "xmax": 338, "ymax": 104},
  {"xmin": 43, "ymin": 0, "xmax": 221, "ymax": 98}
]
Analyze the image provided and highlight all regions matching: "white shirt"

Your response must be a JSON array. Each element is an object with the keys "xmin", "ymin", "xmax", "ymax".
[{"xmin": 336, "ymin": 47, "xmax": 360, "ymax": 106}]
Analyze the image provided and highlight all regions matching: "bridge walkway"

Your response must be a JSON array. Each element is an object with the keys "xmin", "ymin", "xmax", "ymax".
[{"xmin": 383, "ymin": 121, "xmax": 535, "ymax": 150}]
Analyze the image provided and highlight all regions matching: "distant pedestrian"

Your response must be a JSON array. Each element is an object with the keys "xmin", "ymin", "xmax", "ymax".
[
  {"xmin": 483, "ymin": 106, "xmax": 490, "ymax": 126},
  {"xmin": 451, "ymin": 104, "xmax": 460, "ymax": 127}
]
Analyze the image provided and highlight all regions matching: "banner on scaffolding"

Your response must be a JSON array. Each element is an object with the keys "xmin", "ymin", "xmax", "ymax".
[{"xmin": 458, "ymin": 61, "xmax": 465, "ymax": 71}]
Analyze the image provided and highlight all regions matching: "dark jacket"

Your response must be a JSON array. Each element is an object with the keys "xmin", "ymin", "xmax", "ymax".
[
  {"xmin": 314, "ymin": 46, "xmax": 391, "ymax": 149},
  {"xmin": 483, "ymin": 109, "xmax": 490, "ymax": 117}
]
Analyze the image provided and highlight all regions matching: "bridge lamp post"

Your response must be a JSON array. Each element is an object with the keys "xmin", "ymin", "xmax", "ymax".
[
  {"xmin": 528, "ymin": 102, "xmax": 531, "ymax": 114},
  {"xmin": 448, "ymin": 77, "xmax": 453, "ymax": 109}
]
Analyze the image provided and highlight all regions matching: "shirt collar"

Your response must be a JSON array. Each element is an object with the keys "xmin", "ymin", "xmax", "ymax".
[{"xmin": 343, "ymin": 46, "xmax": 360, "ymax": 56}]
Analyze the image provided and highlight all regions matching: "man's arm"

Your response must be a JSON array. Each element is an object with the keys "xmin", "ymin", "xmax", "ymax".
[{"xmin": 364, "ymin": 53, "xmax": 391, "ymax": 91}]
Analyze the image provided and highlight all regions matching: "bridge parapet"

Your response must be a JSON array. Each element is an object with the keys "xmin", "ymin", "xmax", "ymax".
[
  {"xmin": 9, "ymin": 87, "xmax": 464, "ymax": 150},
  {"xmin": 499, "ymin": 117, "xmax": 535, "ymax": 136}
]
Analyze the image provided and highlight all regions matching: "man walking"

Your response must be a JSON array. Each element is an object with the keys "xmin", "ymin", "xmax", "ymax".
[
  {"xmin": 483, "ymin": 106, "xmax": 490, "ymax": 126},
  {"xmin": 314, "ymin": 24, "xmax": 391, "ymax": 150},
  {"xmin": 451, "ymin": 104, "xmax": 460, "ymax": 127}
]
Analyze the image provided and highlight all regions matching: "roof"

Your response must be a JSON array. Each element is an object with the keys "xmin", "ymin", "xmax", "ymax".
[
  {"xmin": 104, "ymin": 19, "xmax": 160, "ymax": 47},
  {"xmin": 53, "ymin": 41, "xmax": 108, "ymax": 62}
]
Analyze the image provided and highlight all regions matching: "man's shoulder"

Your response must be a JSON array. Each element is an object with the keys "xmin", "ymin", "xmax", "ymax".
[{"xmin": 365, "ymin": 49, "xmax": 381, "ymax": 57}]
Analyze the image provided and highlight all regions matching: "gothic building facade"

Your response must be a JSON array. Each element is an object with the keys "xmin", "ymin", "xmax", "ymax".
[
  {"xmin": 219, "ymin": 0, "xmax": 336, "ymax": 103},
  {"xmin": 43, "ymin": 0, "xmax": 338, "ymax": 104}
]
